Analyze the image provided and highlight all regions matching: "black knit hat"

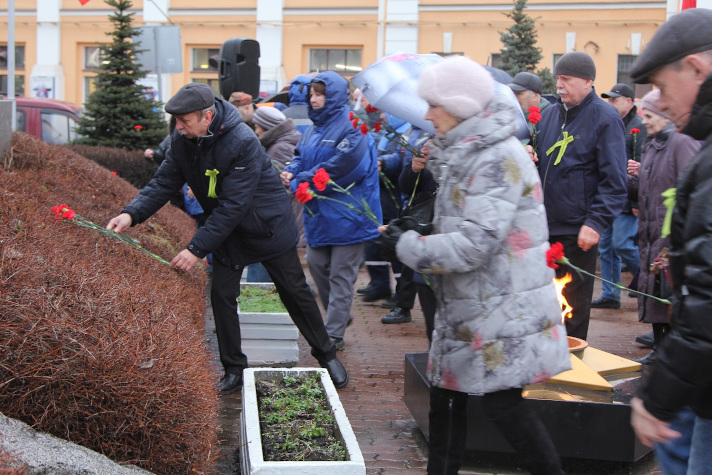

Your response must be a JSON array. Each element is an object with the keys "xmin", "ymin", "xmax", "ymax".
[
  {"xmin": 630, "ymin": 8, "xmax": 712, "ymax": 84},
  {"xmin": 553, "ymin": 52, "xmax": 596, "ymax": 80},
  {"xmin": 165, "ymin": 83, "xmax": 216, "ymax": 115}
]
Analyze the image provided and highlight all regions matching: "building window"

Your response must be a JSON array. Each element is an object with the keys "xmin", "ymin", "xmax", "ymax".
[
  {"xmin": 1, "ymin": 45, "xmax": 25, "ymax": 96},
  {"xmin": 84, "ymin": 46, "xmax": 104, "ymax": 71},
  {"xmin": 489, "ymin": 53, "xmax": 501, "ymax": 69},
  {"xmin": 308, "ymin": 49, "xmax": 362, "ymax": 74},
  {"xmin": 552, "ymin": 54, "xmax": 563, "ymax": 69},
  {"xmin": 192, "ymin": 78, "xmax": 220, "ymax": 96},
  {"xmin": 617, "ymin": 54, "xmax": 637, "ymax": 88},
  {"xmin": 0, "ymin": 45, "xmax": 25, "ymax": 69},
  {"xmin": 83, "ymin": 76, "xmax": 98, "ymax": 102},
  {"xmin": 191, "ymin": 48, "xmax": 220, "ymax": 73},
  {"xmin": 1, "ymin": 75, "xmax": 25, "ymax": 96}
]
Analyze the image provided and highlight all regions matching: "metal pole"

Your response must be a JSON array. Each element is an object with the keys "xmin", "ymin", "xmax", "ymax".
[
  {"xmin": 153, "ymin": 27, "xmax": 162, "ymax": 103},
  {"xmin": 8, "ymin": 0, "xmax": 16, "ymax": 130}
]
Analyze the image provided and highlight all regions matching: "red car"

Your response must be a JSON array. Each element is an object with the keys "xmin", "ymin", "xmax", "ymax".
[{"xmin": 14, "ymin": 97, "xmax": 83, "ymax": 145}]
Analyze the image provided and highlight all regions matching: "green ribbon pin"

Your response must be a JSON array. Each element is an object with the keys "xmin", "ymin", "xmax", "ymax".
[
  {"xmin": 546, "ymin": 131, "xmax": 574, "ymax": 165},
  {"xmin": 205, "ymin": 169, "xmax": 220, "ymax": 198},
  {"xmin": 661, "ymin": 187, "xmax": 676, "ymax": 238}
]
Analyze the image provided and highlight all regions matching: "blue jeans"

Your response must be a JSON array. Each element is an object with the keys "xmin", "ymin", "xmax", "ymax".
[
  {"xmin": 598, "ymin": 212, "xmax": 640, "ymax": 300},
  {"xmin": 655, "ymin": 407, "xmax": 712, "ymax": 475},
  {"xmin": 246, "ymin": 262, "xmax": 272, "ymax": 282}
]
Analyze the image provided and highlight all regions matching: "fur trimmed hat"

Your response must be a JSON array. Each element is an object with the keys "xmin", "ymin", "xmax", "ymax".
[
  {"xmin": 554, "ymin": 52, "xmax": 596, "ymax": 81},
  {"xmin": 417, "ymin": 56, "xmax": 495, "ymax": 120}
]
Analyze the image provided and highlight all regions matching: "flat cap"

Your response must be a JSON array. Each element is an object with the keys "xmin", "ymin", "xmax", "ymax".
[
  {"xmin": 554, "ymin": 52, "xmax": 596, "ymax": 80},
  {"xmin": 508, "ymin": 72, "xmax": 542, "ymax": 94},
  {"xmin": 165, "ymin": 82, "xmax": 216, "ymax": 115},
  {"xmin": 631, "ymin": 8, "xmax": 712, "ymax": 83},
  {"xmin": 601, "ymin": 83, "xmax": 635, "ymax": 99}
]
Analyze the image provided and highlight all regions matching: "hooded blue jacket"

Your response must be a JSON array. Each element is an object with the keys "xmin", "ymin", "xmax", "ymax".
[
  {"xmin": 283, "ymin": 75, "xmax": 313, "ymax": 135},
  {"xmin": 284, "ymin": 71, "xmax": 382, "ymax": 247},
  {"xmin": 535, "ymin": 88, "xmax": 627, "ymax": 236}
]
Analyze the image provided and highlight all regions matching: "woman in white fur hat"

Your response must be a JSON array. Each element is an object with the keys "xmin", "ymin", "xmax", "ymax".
[{"xmin": 383, "ymin": 56, "xmax": 570, "ymax": 474}]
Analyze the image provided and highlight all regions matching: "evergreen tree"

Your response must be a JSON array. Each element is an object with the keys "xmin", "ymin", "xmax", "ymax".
[
  {"xmin": 537, "ymin": 67, "xmax": 557, "ymax": 95},
  {"xmin": 74, "ymin": 0, "xmax": 166, "ymax": 150},
  {"xmin": 499, "ymin": 0, "xmax": 543, "ymax": 77}
]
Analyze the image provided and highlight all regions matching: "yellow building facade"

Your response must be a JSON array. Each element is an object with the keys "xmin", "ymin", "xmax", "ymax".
[{"xmin": 0, "ymin": 0, "xmax": 691, "ymax": 106}]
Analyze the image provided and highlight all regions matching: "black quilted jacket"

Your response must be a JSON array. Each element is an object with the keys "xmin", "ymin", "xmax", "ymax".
[
  {"xmin": 641, "ymin": 74, "xmax": 712, "ymax": 421},
  {"xmin": 123, "ymin": 98, "xmax": 298, "ymax": 270}
]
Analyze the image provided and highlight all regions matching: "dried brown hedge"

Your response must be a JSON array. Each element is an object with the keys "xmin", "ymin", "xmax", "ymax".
[
  {"xmin": 0, "ymin": 134, "xmax": 219, "ymax": 474},
  {"xmin": 67, "ymin": 144, "xmax": 159, "ymax": 189}
]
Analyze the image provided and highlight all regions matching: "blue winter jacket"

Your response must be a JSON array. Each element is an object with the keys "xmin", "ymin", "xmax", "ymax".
[
  {"xmin": 535, "ymin": 88, "xmax": 627, "ymax": 236},
  {"xmin": 283, "ymin": 75, "xmax": 313, "ymax": 135},
  {"xmin": 284, "ymin": 71, "xmax": 382, "ymax": 247}
]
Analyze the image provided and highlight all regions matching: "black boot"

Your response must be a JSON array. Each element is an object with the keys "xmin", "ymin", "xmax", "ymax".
[
  {"xmin": 426, "ymin": 386, "xmax": 468, "ymax": 475},
  {"xmin": 484, "ymin": 389, "xmax": 564, "ymax": 475}
]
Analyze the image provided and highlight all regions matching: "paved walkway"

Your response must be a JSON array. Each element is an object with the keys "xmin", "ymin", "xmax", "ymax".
[{"xmin": 208, "ymin": 253, "xmax": 662, "ymax": 474}]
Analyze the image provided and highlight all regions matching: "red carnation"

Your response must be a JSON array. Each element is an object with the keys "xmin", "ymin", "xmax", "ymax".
[
  {"xmin": 546, "ymin": 242, "xmax": 566, "ymax": 269},
  {"xmin": 360, "ymin": 123, "xmax": 369, "ymax": 135},
  {"xmin": 374, "ymin": 121, "xmax": 382, "ymax": 133},
  {"xmin": 295, "ymin": 182, "xmax": 314, "ymax": 203},
  {"xmin": 111, "ymin": 171, "xmax": 118, "ymax": 175},
  {"xmin": 365, "ymin": 105, "xmax": 379, "ymax": 113},
  {"xmin": 133, "ymin": 125, "xmax": 143, "ymax": 130},
  {"xmin": 349, "ymin": 111, "xmax": 354, "ymax": 120},
  {"xmin": 630, "ymin": 128, "xmax": 640, "ymax": 135},
  {"xmin": 352, "ymin": 119, "xmax": 360, "ymax": 129},
  {"xmin": 51, "ymin": 203, "xmax": 70, "ymax": 220},
  {"xmin": 313, "ymin": 168, "xmax": 330, "ymax": 191},
  {"xmin": 528, "ymin": 106, "xmax": 542, "ymax": 125},
  {"xmin": 61, "ymin": 208, "xmax": 76, "ymax": 220}
]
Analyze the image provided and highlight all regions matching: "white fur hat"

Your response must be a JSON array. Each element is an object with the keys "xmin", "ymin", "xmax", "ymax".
[{"xmin": 417, "ymin": 56, "xmax": 495, "ymax": 120}]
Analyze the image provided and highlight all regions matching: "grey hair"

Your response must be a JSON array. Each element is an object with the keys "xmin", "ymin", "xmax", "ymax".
[{"xmin": 200, "ymin": 104, "xmax": 216, "ymax": 117}]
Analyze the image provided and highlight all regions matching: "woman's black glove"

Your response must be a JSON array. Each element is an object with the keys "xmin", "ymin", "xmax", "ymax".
[
  {"xmin": 394, "ymin": 216, "xmax": 433, "ymax": 236},
  {"xmin": 376, "ymin": 224, "xmax": 405, "ymax": 262},
  {"xmin": 376, "ymin": 217, "xmax": 433, "ymax": 262}
]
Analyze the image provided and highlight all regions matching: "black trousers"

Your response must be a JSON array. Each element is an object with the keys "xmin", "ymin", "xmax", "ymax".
[
  {"xmin": 210, "ymin": 247, "xmax": 335, "ymax": 375},
  {"xmin": 396, "ymin": 265, "xmax": 418, "ymax": 310},
  {"xmin": 427, "ymin": 386, "xmax": 563, "ymax": 475},
  {"xmin": 550, "ymin": 234, "xmax": 598, "ymax": 340},
  {"xmin": 416, "ymin": 281, "xmax": 436, "ymax": 343}
]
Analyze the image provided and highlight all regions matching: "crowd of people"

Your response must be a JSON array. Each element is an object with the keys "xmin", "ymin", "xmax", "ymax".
[{"xmin": 116, "ymin": 10, "xmax": 712, "ymax": 472}]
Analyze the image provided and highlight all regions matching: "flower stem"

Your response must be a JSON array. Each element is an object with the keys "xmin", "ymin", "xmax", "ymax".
[
  {"xmin": 407, "ymin": 170, "xmax": 422, "ymax": 207},
  {"xmin": 559, "ymin": 259, "xmax": 670, "ymax": 305}
]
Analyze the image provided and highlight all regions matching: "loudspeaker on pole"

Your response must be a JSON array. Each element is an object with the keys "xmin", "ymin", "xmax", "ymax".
[{"xmin": 218, "ymin": 38, "xmax": 261, "ymax": 100}]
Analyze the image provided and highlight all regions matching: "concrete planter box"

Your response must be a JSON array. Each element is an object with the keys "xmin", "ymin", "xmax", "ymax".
[
  {"xmin": 240, "ymin": 368, "xmax": 366, "ymax": 475},
  {"xmin": 239, "ymin": 283, "xmax": 299, "ymax": 367}
]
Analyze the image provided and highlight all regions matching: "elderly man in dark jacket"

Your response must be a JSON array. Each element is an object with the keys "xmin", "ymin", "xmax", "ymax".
[
  {"xmin": 627, "ymin": 8, "xmax": 712, "ymax": 474},
  {"xmin": 534, "ymin": 51, "xmax": 628, "ymax": 341},
  {"xmin": 107, "ymin": 83, "xmax": 348, "ymax": 394}
]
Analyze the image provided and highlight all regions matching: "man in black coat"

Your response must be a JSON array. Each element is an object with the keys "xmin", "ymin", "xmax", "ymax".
[
  {"xmin": 107, "ymin": 83, "xmax": 348, "ymax": 394},
  {"xmin": 628, "ymin": 8, "xmax": 712, "ymax": 472}
]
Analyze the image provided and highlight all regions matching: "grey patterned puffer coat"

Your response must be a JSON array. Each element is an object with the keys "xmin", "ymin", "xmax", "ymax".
[{"xmin": 396, "ymin": 93, "xmax": 571, "ymax": 394}]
